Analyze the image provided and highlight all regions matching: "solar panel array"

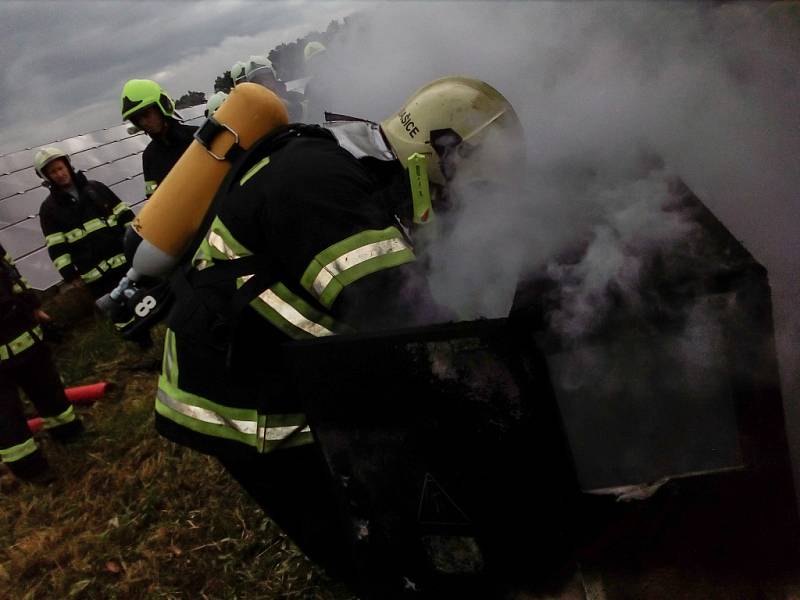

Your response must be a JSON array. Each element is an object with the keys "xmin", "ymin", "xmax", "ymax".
[{"xmin": 0, "ymin": 105, "xmax": 206, "ymax": 290}]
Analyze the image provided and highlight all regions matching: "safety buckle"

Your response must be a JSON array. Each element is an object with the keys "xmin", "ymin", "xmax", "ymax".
[
  {"xmin": 194, "ymin": 117, "xmax": 241, "ymax": 162},
  {"xmin": 407, "ymin": 153, "xmax": 433, "ymax": 224}
]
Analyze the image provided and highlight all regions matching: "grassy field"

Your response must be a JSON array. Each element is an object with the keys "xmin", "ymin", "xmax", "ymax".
[{"xmin": 0, "ymin": 289, "xmax": 354, "ymax": 600}]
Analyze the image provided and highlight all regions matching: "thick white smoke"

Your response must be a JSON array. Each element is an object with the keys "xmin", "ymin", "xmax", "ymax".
[{"xmin": 310, "ymin": 2, "xmax": 800, "ymax": 489}]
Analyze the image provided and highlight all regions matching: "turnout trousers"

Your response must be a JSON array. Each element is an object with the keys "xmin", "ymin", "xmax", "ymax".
[{"xmin": 0, "ymin": 343, "xmax": 80, "ymax": 479}]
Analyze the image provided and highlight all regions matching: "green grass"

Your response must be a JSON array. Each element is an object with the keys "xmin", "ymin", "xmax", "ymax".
[{"xmin": 0, "ymin": 290, "xmax": 355, "ymax": 600}]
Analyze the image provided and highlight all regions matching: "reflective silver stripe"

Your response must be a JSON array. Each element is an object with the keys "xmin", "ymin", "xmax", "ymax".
[
  {"xmin": 207, "ymin": 231, "xmax": 240, "ymax": 259},
  {"xmin": 157, "ymin": 389, "xmax": 258, "ymax": 435},
  {"xmin": 256, "ymin": 287, "xmax": 335, "ymax": 338},
  {"xmin": 312, "ymin": 238, "xmax": 410, "ymax": 298},
  {"xmin": 164, "ymin": 332, "xmax": 176, "ymax": 385},
  {"xmin": 262, "ymin": 425, "xmax": 311, "ymax": 441}
]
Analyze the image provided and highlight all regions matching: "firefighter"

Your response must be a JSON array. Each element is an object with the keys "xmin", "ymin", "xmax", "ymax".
[
  {"xmin": 301, "ymin": 41, "xmax": 328, "ymax": 123},
  {"xmin": 0, "ymin": 244, "xmax": 83, "ymax": 484},
  {"xmin": 233, "ymin": 55, "xmax": 304, "ymax": 121},
  {"xmin": 204, "ymin": 91, "xmax": 228, "ymax": 118},
  {"xmin": 36, "ymin": 147, "xmax": 134, "ymax": 300},
  {"xmin": 120, "ymin": 79, "xmax": 197, "ymax": 198},
  {"xmin": 154, "ymin": 77, "xmax": 521, "ymax": 592},
  {"xmin": 230, "ymin": 60, "xmax": 247, "ymax": 86}
]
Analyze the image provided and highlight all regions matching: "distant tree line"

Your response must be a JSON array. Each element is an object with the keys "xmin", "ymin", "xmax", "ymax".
[
  {"xmin": 177, "ymin": 16, "xmax": 354, "ymax": 101},
  {"xmin": 201, "ymin": 17, "xmax": 350, "ymax": 97},
  {"xmin": 175, "ymin": 90, "xmax": 207, "ymax": 109}
]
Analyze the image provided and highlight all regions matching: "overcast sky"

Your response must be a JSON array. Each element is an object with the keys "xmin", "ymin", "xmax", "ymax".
[{"xmin": 0, "ymin": 0, "xmax": 361, "ymax": 154}]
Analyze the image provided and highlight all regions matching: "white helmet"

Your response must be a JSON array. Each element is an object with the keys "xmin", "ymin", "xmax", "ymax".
[
  {"xmin": 244, "ymin": 55, "xmax": 276, "ymax": 81},
  {"xmin": 205, "ymin": 91, "xmax": 228, "ymax": 118},
  {"xmin": 33, "ymin": 147, "xmax": 71, "ymax": 179},
  {"xmin": 304, "ymin": 41, "xmax": 327, "ymax": 63},
  {"xmin": 231, "ymin": 61, "xmax": 247, "ymax": 86}
]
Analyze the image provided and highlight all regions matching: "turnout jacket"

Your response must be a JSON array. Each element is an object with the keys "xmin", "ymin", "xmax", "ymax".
[
  {"xmin": 156, "ymin": 126, "xmax": 436, "ymax": 458},
  {"xmin": 142, "ymin": 120, "xmax": 197, "ymax": 197},
  {"xmin": 0, "ymin": 244, "xmax": 42, "ymax": 358},
  {"xmin": 39, "ymin": 171, "xmax": 133, "ymax": 294}
]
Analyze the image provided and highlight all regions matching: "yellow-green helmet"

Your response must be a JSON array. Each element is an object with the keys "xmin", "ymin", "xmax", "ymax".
[
  {"xmin": 33, "ymin": 146, "xmax": 70, "ymax": 179},
  {"xmin": 230, "ymin": 61, "xmax": 247, "ymax": 86},
  {"xmin": 121, "ymin": 79, "xmax": 175, "ymax": 121},
  {"xmin": 304, "ymin": 41, "xmax": 326, "ymax": 63},
  {"xmin": 380, "ymin": 76, "xmax": 523, "ymax": 185},
  {"xmin": 205, "ymin": 91, "xmax": 228, "ymax": 118}
]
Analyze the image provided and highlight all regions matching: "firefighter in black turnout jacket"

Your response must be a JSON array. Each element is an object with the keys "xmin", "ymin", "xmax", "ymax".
[
  {"xmin": 120, "ymin": 79, "xmax": 197, "ymax": 198},
  {"xmin": 36, "ymin": 147, "xmax": 134, "ymax": 299},
  {"xmin": 153, "ymin": 77, "xmax": 522, "ymax": 587},
  {"xmin": 0, "ymin": 244, "xmax": 82, "ymax": 483}
]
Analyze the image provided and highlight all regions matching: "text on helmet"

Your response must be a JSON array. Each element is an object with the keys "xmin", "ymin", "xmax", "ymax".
[{"xmin": 399, "ymin": 111, "xmax": 420, "ymax": 138}]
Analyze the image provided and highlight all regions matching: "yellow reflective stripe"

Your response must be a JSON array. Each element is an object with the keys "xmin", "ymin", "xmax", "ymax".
[
  {"xmin": 247, "ymin": 280, "xmax": 337, "ymax": 339},
  {"xmin": 0, "ymin": 326, "xmax": 43, "ymax": 361},
  {"xmin": 12, "ymin": 283, "xmax": 23, "ymax": 294},
  {"xmin": 83, "ymin": 218, "xmax": 105, "ymax": 233},
  {"xmin": 80, "ymin": 269, "xmax": 102, "ymax": 282},
  {"xmin": 42, "ymin": 405, "xmax": 76, "ymax": 429},
  {"xmin": 107, "ymin": 253, "xmax": 127, "ymax": 268},
  {"xmin": 301, "ymin": 227, "xmax": 415, "ymax": 309},
  {"xmin": 239, "ymin": 156, "xmax": 271, "ymax": 186},
  {"xmin": 193, "ymin": 216, "xmax": 253, "ymax": 269},
  {"xmin": 207, "ymin": 219, "xmax": 253, "ymax": 258},
  {"xmin": 106, "ymin": 214, "xmax": 118, "ymax": 227},
  {"xmin": 314, "ymin": 238, "xmax": 411, "ymax": 303},
  {"xmin": 53, "ymin": 254, "xmax": 73, "ymax": 270},
  {"xmin": 64, "ymin": 227, "xmax": 85, "ymax": 243},
  {"xmin": 113, "ymin": 316, "xmax": 135, "ymax": 330},
  {"xmin": 112, "ymin": 202, "xmax": 129, "ymax": 216},
  {"xmin": 163, "ymin": 328, "xmax": 178, "ymax": 385},
  {"xmin": 0, "ymin": 437, "xmax": 38, "ymax": 463},
  {"xmin": 45, "ymin": 232, "xmax": 66, "ymax": 246},
  {"xmin": 156, "ymin": 377, "xmax": 312, "ymax": 453},
  {"xmin": 208, "ymin": 231, "xmax": 240, "ymax": 259},
  {"xmin": 145, "ymin": 180, "xmax": 158, "ymax": 196},
  {"xmin": 79, "ymin": 253, "xmax": 126, "ymax": 282}
]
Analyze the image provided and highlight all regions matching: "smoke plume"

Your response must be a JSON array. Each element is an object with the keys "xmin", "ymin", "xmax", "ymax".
[{"xmin": 310, "ymin": 1, "xmax": 800, "ymax": 488}]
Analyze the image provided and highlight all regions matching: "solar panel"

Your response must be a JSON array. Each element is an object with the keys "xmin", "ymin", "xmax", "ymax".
[
  {"xmin": 72, "ymin": 134, "xmax": 150, "ymax": 170},
  {"xmin": 110, "ymin": 176, "xmax": 147, "ymax": 207},
  {"xmin": 12, "ymin": 247, "xmax": 61, "ymax": 291},
  {"xmin": 0, "ymin": 104, "xmax": 206, "ymax": 289},
  {"xmin": 0, "ymin": 187, "xmax": 48, "ymax": 229}
]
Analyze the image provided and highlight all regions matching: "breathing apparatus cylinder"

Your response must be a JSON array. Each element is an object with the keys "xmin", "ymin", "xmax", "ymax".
[
  {"xmin": 97, "ymin": 83, "xmax": 289, "ymax": 334},
  {"xmin": 131, "ymin": 82, "xmax": 289, "ymax": 272}
]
